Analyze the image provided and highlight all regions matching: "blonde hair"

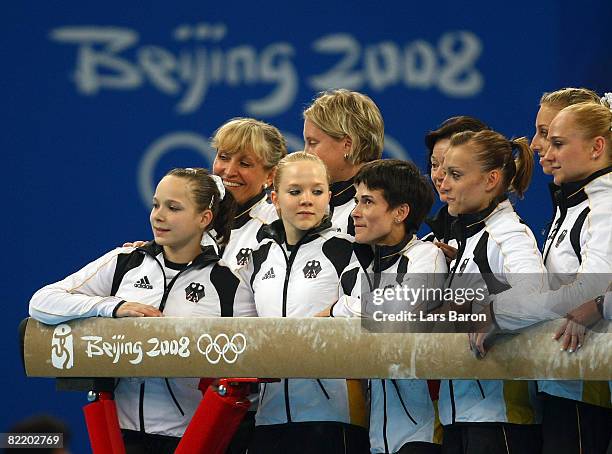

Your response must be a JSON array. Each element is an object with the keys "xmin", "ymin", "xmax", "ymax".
[
  {"xmin": 540, "ymin": 87, "xmax": 600, "ymax": 109},
  {"xmin": 303, "ymin": 89, "xmax": 384, "ymax": 164},
  {"xmin": 212, "ymin": 117, "xmax": 287, "ymax": 168},
  {"xmin": 273, "ymin": 151, "xmax": 330, "ymax": 190},
  {"xmin": 560, "ymin": 101, "xmax": 612, "ymax": 161},
  {"xmin": 450, "ymin": 130, "xmax": 534, "ymax": 199}
]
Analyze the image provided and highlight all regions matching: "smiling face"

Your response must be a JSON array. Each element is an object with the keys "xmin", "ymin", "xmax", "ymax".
[
  {"xmin": 351, "ymin": 183, "xmax": 408, "ymax": 246},
  {"xmin": 303, "ymin": 118, "xmax": 353, "ymax": 183},
  {"xmin": 545, "ymin": 110, "xmax": 599, "ymax": 184},
  {"xmin": 531, "ymin": 104, "xmax": 559, "ymax": 175},
  {"xmin": 213, "ymin": 148, "xmax": 273, "ymax": 205},
  {"xmin": 440, "ymin": 144, "xmax": 498, "ymax": 215},
  {"xmin": 430, "ymin": 138, "xmax": 451, "ymax": 201},
  {"xmin": 150, "ymin": 175, "xmax": 211, "ymax": 262},
  {"xmin": 271, "ymin": 160, "xmax": 331, "ymax": 245}
]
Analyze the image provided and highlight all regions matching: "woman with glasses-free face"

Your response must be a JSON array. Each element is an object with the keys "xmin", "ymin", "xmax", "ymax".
[
  {"xmin": 352, "ymin": 183, "xmax": 408, "ymax": 246},
  {"xmin": 543, "ymin": 110, "xmax": 608, "ymax": 185},
  {"xmin": 439, "ymin": 144, "xmax": 500, "ymax": 216},
  {"xmin": 429, "ymin": 138, "xmax": 451, "ymax": 202},
  {"xmin": 303, "ymin": 118, "xmax": 355, "ymax": 184},
  {"xmin": 150, "ymin": 175, "xmax": 213, "ymax": 263},
  {"xmin": 531, "ymin": 104, "xmax": 559, "ymax": 175},
  {"xmin": 271, "ymin": 159, "xmax": 331, "ymax": 245},
  {"xmin": 213, "ymin": 149, "xmax": 274, "ymax": 205}
]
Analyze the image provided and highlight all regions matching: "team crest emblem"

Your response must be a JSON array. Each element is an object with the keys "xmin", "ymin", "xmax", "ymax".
[
  {"xmin": 185, "ymin": 282, "xmax": 205, "ymax": 302},
  {"xmin": 555, "ymin": 230, "xmax": 568, "ymax": 248},
  {"xmin": 303, "ymin": 260, "xmax": 322, "ymax": 278},
  {"xmin": 236, "ymin": 248, "xmax": 252, "ymax": 266}
]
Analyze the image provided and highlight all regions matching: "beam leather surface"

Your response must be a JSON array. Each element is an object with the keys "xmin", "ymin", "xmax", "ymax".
[{"xmin": 23, "ymin": 317, "xmax": 611, "ymax": 380}]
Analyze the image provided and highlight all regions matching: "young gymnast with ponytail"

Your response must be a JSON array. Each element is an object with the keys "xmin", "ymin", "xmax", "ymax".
[
  {"xmin": 29, "ymin": 168, "xmax": 256, "ymax": 453},
  {"xmin": 435, "ymin": 130, "xmax": 547, "ymax": 454}
]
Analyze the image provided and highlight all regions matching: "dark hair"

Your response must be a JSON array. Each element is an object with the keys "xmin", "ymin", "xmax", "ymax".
[
  {"xmin": 354, "ymin": 159, "xmax": 434, "ymax": 233},
  {"xmin": 166, "ymin": 168, "xmax": 237, "ymax": 246},
  {"xmin": 424, "ymin": 116, "xmax": 490, "ymax": 174},
  {"xmin": 449, "ymin": 130, "xmax": 534, "ymax": 198}
]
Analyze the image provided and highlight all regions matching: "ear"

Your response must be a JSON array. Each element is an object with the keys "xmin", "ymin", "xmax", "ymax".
[
  {"xmin": 343, "ymin": 135, "xmax": 353, "ymax": 152},
  {"xmin": 394, "ymin": 203, "xmax": 410, "ymax": 223},
  {"xmin": 271, "ymin": 190, "xmax": 279, "ymax": 209},
  {"xmin": 199, "ymin": 209, "xmax": 214, "ymax": 230},
  {"xmin": 265, "ymin": 167, "xmax": 275, "ymax": 189},
  {"xmin": 327, "ymin": 190, "xmax": 332, "ymax": 204},
  {"xmin": 591, "ymin": 136, "xmax": 606, "ymax": 159},
  {"xmin": 485, "ymin": 169, "xmax": 502, "ymax": 193}
]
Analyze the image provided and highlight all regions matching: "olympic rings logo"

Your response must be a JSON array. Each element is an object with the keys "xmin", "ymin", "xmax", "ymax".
[{"xmin": 196, "ymin": 333, "xmax": 247, "ymax": 364}]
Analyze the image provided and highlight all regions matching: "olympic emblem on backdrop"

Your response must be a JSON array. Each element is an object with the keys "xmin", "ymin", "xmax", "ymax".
[{"xmin": 197, "ymin": 333, "xmax": 247, "ymax": 364}]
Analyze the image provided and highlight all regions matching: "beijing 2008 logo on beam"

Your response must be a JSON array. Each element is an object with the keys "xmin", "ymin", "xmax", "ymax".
[{"xmin": 48, "ymin": 327, "xmax": 248, "ymax": 368}]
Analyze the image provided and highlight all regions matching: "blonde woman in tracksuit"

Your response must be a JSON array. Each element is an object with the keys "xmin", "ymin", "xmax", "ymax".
[{"xmin": 236, "ymin": 151, "xmax": 369, "ymax": 454}]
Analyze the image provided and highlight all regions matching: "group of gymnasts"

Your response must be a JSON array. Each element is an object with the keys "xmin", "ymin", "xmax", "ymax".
[{"xmin": 29, "ymin": 87, "xmax": 612, "ymax": 453}]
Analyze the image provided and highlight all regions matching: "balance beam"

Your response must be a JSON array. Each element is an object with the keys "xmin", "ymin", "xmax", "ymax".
[{"xmin": 22, "ymin": 317, "xmax": 611, "ymax": 380}]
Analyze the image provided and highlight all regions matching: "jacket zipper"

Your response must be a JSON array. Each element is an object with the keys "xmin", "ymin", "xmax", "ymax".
[
  {"xmin": 543, "ymin": 215, "xmax": 565, "ymax": 264},
  {"xmin": 382, "ymin": 380, "xmax": 389, "ymax": 454},
  {"xmin": 134, "ymin": 249, "xmax": 200, "ymax": 427},
  {"xmin": 449, "ymin": 380, "xmax": 457, "ymax": 425},
  {"xmin": 139, "ymin": 383, "xmax": 146, "ymax": 432},
  {"xmin": 279, "ymin": 243, "xmax": 297, "ymax": 422}
]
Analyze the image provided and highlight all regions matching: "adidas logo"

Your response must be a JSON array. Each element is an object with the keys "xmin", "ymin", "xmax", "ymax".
[
  {"xmin": 134, "ymin": 276, "xmax": 153, "ymax": 289},
  {"xmin": 262, "ymin": 267, "xmax": 276, "ymax": 280}
]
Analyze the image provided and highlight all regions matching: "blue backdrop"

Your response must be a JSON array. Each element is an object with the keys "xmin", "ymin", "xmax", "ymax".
[{"xmin": 6, "ymin": 1, "xmax": 612, "ymax": 451}]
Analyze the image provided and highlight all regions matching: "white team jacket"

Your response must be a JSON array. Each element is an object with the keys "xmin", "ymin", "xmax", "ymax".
[
  {"xmin": 333, "ymin": 236, "xmax": 447, "ymax": 453},
  {"xmin": 203, "ymin": 191, "xmax": 278, "ymax": 272},
  {"xmin": 235, "ymin": 218, "xmax": 368, "ymax": 428},
  {"xmin": 329, "ymin": 178, "xmax": 357, "ymax": 235},
  {"xmin": 438, "ymin": 199, "xmax": 547, "ymax": 426},
  {"xmin": 493, "ymin": 168, "xmax": 612, "ymax": 407},
  {"xmin": 29, "ymin": 242, "xmax": 256, "ymax": 437},
  {"xmin": 494, "ymin": 167, "xmax": 612, "ymax": 329}
]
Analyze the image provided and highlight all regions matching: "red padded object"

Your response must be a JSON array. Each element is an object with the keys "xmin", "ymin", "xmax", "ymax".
[
  {"xmin": 83, "ymin": 392, "xmax": 126, "ymax": 454},
  {"xmin": 175, "ymin": 378, "xmax": 253, "ymax": 454}
]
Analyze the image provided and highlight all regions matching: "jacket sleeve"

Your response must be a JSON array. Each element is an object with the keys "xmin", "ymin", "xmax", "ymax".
[
  {"xmin": 332, "ymin": 264, "xmax": 363, "ymax": 318},
  {"xmin": 29, "ymin": 248, "xmax": 129, "ymax": 325},
  {"xmin": 494, "ymin": 199, "xmax": 611, "ymax": 330}
]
